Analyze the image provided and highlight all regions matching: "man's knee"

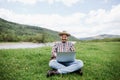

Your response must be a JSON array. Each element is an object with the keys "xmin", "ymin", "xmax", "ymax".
[
  {"xmin": 49, "ymin": 59, "xmax": 56, "ymax": 67},
  {"xmin": 76, "ymin": 60, "xmax": 84, "ymax": 68}
]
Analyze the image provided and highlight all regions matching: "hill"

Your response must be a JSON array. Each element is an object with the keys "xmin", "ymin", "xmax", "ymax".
[
  {"xmin": 80, "ymin": 34, "xmax": 120, "ymax": 41},
  {"xmin": 0, "ymin": 18, "xmax": 77, "ymax": 43}
]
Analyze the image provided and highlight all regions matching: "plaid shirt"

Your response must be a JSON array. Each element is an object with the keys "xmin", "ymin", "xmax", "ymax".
[{"xmin": 51, "ymin": 41, "xmax": 75, "ymax": 58}]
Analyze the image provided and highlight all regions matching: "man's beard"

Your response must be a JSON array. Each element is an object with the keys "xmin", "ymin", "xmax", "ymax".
[{"xmin": 62, "ymin": 39, "xmax": 67, "ymax": 43}]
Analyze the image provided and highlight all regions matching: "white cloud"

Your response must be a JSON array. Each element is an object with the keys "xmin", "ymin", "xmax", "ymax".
[
  {"xmin": 56, "ymin": 0, "xmax": 82, "ymax": 7},
  {"xmin": 104, "ymin": 0, "xmax": 111, "ymax": 3},
  {"xmin": 86, "ymin": 5, "xmax": 120, "ymax": 25},
  {"xmin": 82, "ymin": 4, "xmax": 120, "ymax": 38},
  {"xmin": 0, "ymin": 4, "xmax": 120, "ymax": 38},
  {"xmin": 7, "ymin": 0, "xmax": 38, "ymax": 4},
  {"xmin": 0, "ymin": 8, "xmax": 85, "ymax": 27},
  {"xmin": 7, "ymin": 0, "xmax": 83, "ymax": 6}
]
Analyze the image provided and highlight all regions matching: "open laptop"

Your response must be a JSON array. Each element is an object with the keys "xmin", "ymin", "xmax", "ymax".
[{"xmin": 56, "ymin": 52, "xmax": 76, "ymax": 62}]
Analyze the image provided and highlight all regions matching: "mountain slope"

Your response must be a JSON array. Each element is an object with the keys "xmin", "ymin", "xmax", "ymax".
[
  {"xmin": 80, "ymin": 34, "xmax": 120, "ymax": 40},
  {"xmin": 0, "ymin": 18, "xmax": 77, "ymax": 42}
]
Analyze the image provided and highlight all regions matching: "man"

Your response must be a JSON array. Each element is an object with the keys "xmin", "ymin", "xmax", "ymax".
[{"xmin": 47, "ymin": 31, "xmax": 84, "ymax": 77}]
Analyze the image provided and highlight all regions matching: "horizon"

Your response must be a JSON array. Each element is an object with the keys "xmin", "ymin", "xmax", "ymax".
[
  {"xmin": 1, "ymin": 18, "xmax": 120, "ymax": 39},
  {"xmin": 0, "ymin": 0, "xmax": 120, "ymax": 38},
  {"xmin": 1, "ymin": 17, "xmax": 120, "ymax": 39}
]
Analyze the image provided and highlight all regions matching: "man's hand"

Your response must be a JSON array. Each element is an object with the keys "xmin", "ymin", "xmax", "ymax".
[{"xmin": 50, "ymin": 56, "xmax": 56, "ymax": 60}]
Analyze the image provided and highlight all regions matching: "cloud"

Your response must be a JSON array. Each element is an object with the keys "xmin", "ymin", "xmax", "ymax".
[
  {"xmin": 0, "ymin": 4, "xmax": 120, "ymax": 38},
  {"xmin": 7, "ymin": 0, "xmax": 83, "ymax": 6},
  {"xmin": 85, "ymin": 4, "xmax": 120, "ymax": 30},
  {"xmin": 7, "ymin": 0, "xmax": 38, "ymax": 4},
  {"xmin": 86, "ymin": 5, "xmax": 120, "ymax": 25},
  {"xmin": 104, "ymin": 0, "xmax": 112, "ymax": 3},
  {"xmin": 0, "ymin": 8, "xmax": 85, "ymax": 27},
  {"xmin": 56, "ymin": 0, "xmax": 83, "ymax": 7}
]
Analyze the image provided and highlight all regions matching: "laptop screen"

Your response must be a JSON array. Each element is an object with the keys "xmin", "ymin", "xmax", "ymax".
[{"xmin": 56, "ymin": 52, "xmax": 76, "ymax": 62}]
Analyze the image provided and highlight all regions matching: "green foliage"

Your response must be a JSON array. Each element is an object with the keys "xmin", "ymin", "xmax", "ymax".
[
  {"xmin": 0, "ymin": 33, "xmax": 20, "ymax": 42},
  {"xmin": 0, "ymin": 18, "xmax": 77, "ymax": 43},
  {"xmin": 0, "ymin": 42, "xmax": 120, "ymax": 80}
]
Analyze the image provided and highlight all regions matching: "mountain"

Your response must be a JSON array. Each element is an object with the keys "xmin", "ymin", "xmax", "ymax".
[
  {"xmin": 80, "ymin": 34, "xmax": 120, "ymax": 40},
  {"xmin": 0, "ymin": 18, "xmax": 78, "ymax": 42}
]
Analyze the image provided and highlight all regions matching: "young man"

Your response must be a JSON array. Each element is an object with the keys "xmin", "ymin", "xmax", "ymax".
[{"xmin": 47, "ymin": 31, "xmax": 84, "ymax": 77}]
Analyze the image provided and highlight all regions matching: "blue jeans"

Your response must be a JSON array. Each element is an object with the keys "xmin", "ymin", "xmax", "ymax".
[{"xmin": 49, "ymin": 59, "xmax": 84, "ymax": 74}]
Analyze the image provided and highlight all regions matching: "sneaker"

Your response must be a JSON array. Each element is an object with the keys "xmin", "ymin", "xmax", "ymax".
[
  {"xmin": 74, "ymin": 69, "xmax": 83, "ymax": 76},
  {"xmin": 46, "ymin": 70, "xmax": 59, "ymax": 77}
]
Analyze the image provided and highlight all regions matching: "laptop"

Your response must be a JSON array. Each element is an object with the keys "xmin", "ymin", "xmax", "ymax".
[{"xmin": 56, "ymin": 52, "xmax": 76, "ymax": 62}]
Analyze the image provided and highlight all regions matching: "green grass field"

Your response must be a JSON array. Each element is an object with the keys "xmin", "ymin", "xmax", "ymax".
[{"xmin": 0, "ymin": 42, "xmax": 120, "ymax": 80}]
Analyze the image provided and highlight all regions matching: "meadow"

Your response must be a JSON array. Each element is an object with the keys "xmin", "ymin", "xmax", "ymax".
[{"xmin": 0, "ymin": 42, "xmax": 120, "ymax": 80}]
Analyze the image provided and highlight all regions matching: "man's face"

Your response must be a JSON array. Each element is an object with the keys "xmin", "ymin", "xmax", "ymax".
[{"xmin": 60, "ymin": 34, "xmax": 68, "ymax": 43}]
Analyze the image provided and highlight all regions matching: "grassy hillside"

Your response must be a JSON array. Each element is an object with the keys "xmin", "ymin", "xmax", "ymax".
[
  {"xmin": 0, "ymin": 42, "xmax": 120, "ymax": 80},
  {"xmin": 80, "ymin": 34, "xmax": 120, "ymax": 41},
  {"xmin": 0, "ymin": 18, "xmax": 77, "ymax": 42},
  {"xmin": 81, "ymin": 38, "xmax": 120, "ymax": 42}
]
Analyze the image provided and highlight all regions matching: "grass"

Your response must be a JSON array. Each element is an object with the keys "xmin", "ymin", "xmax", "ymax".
[{"xmin": 0, "ymin": 42, "xmax": 120, "ymax": 80}]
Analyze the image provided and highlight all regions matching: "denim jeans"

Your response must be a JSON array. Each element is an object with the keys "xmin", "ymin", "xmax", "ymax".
[{"xmin": 49, "ymin": 59, "xmax": 84, "ymax": 74}]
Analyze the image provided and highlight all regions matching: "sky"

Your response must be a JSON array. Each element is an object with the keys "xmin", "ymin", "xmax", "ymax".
[{"xmin": 0, "ymin": 0, "xmax": 120, "ymax": 38}]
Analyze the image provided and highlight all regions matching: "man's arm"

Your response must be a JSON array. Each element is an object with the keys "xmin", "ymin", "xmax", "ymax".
[
  {"xmin": 70, "ymin": 43, "xmax": 75, "ymax": 52},
  {"xmin": 51, "ymin": 44, "xmax": 57, "ymax": 60}
]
